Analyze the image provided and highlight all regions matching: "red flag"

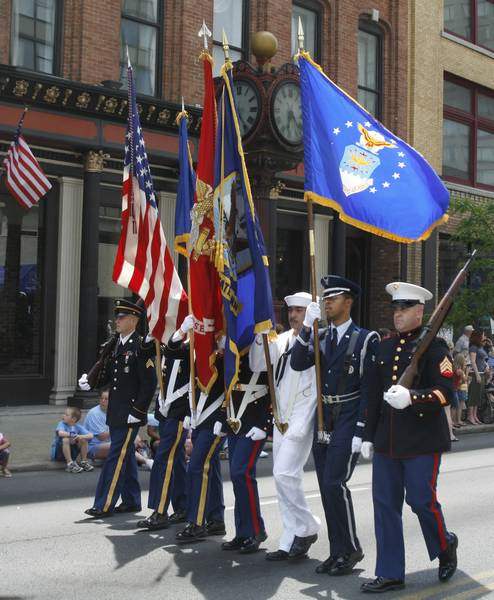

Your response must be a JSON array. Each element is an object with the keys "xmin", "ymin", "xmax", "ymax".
[{"xmin": 189, "ymin": 52, "xmax": 224, "ymax": 392}]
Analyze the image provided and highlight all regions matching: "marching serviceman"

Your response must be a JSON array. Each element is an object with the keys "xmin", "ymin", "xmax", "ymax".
[
  {"xmin": 360, "ymin": 283, "xmax": 457, "ymax": 594},
  {"xmin": 175, "ymin": 335, "xmax": 226, "ymax": 543},
  {"xmin": 80, "ymin": 299, "xmax": 157, "ymax": 518},
  {"xmin": 291, "ymin": 276, "xmax": 379, "ymax": 576},
  {"xmin": 136, "ymin": 316, "xmax": 193, "ymax": 531},
  {"xmin": 221, "ymin": 353, "xmax": 271, "ymax": 554},
  {"xmin": 250, "ymin": 291, "xmax": 321, "ymax": 562}
]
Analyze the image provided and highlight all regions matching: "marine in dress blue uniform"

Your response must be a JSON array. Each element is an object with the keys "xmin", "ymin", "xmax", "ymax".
[
  {"xmin": 221, "ymin": 353, "xmax": 271, "ymax": 554},
  {"xmin": 291, "ymin": 276, "xmax": 379, "ymax": 576},
  {"xmin": 176, "ymin": 336, "xmax": 226, "ymax": 543},
  {"xmin": 360, "ymin": 283, "xmax": 458, "ymax": 594},
  {"xmin": 136, "ymin": 330, "xmax": 191, "ymax": 531},
  {"xmin": 83, "ymin": 299, "xmax": 157, "ymax": 518}
]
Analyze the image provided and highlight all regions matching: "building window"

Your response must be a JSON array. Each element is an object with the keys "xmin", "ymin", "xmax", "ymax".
[
  {"xmin": 120, "ymin": 0, "xmax": 161, "ymax": 96},
  {"xmin": 291, "ymin": 3, "xmax": 320, "ymax": 60},
  {"xmin": 444, "ymin": 0, "xmax": 494, "ymax": 52},
  {"xmin": 212, "ymin": 0, "xmax": 247, "ymax": 76},
  {"xmin": 357, "ymin": 21, "xmax": 382, "ymax": 119},
  {"xmin": 11, "ymin": 0, "xmax": 60, "ymax": 74},
  {"xmin": 443, "ymin": 75, "xmax": 494, "ymax": 190}
]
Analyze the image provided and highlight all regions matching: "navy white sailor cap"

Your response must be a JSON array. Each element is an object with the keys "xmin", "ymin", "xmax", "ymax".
[
  {"xmin": 284, "ymin": 291, "xmax": 319, "ymax": 307},
  {"xmin": 321, "ymin": 275, "xmax": 361, "ymax": 299},
  {"xmin": 385, "ymin": 282, "xmax": 433, "ymax": 306}
]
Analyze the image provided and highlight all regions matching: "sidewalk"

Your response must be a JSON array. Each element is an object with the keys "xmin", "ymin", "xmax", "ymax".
[{"xmin": 1, "ymin": 403, "xmax": 493, "ymax": 472}]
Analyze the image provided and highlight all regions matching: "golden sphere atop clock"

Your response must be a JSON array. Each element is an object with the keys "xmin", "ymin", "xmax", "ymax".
[{"xmin": 251, "ymin": 31, "xmax": 278, "ymax": 64}]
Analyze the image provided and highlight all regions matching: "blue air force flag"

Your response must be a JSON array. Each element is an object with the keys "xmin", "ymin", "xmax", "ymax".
[
  {"xmin": 298, "ymin": 53, "xmax": 449, "ymax": 242},
  {"xmin": 174, "ymin": 111, "xmax": 196, "ymax": 255}
]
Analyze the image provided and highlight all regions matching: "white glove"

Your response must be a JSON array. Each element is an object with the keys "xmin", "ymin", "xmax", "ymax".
[
  {"xmin": 78, "ymin": 373, "xmax": 91, "ymax": 391},
  {"xmin": 351, "ymin": 436, "xmax": 362, "ymax": 454},
  {"xmin": 361, "ymin": 441, "xmax": 374, "ymax": 460},
  {"xmin": 127, "ymin": 414, "xmax": 140, "ymax": 424},
  {"xmin": 213, "ymin": 421, "xmax": 226, "ymax": 437},
  {"xmin": 303, "ymin": 302, "xmax": 321, "ymax": 328},
  {"xmin": 182, "ymin": 416, "xmax": 191, "ymax": 430},
  {"xmin": 180, "ymin": 314, "xmax": 194, "ymax": 334},
  {"xmin": 245, "ymin": 426, "xmax": 267, "ymax": 441},
  {"xmin": 384, "ymin": 384, "xmax": 411, "ymax": 410}
]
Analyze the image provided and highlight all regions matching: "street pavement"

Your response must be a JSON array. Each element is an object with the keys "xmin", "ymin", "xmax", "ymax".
[{"xmin": 1, "ymin": 432, "xmax": 494, "ymax": 600}]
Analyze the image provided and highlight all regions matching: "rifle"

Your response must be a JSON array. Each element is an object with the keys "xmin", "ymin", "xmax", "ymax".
[
  {"xmin": 87, "ymin": 332, "xmax": 119, "ymax": 389},
  {"xmin": 398, "ymin": 250, "xmax": 477, "ymax": 389}
]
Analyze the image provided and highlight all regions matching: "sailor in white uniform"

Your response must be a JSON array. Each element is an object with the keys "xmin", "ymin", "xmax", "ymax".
[{"xmin": 250, "ymin": 291, "xmax": 321, "ymax": 561}]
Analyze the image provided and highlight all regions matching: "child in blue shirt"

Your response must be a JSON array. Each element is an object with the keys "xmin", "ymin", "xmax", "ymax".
[{"xmin": 51, "ymin": 407, "xmax": 94, "ymax": 473}]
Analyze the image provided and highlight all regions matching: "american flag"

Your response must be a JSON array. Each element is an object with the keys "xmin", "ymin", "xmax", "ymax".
[
  {"xmin": 2, "ymin": 109, "xmax": 51, "ymax": 209},
  {"xmin": 113, "ymin": 61, "xmax": 188, "ymax": 342}
]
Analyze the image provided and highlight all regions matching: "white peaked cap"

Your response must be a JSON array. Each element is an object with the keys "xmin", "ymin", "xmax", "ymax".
[
  {"xmin": 385, "ymin": 282, "xmax": 433, "ymax": 304},
  {"xmin": 284, "ymin": 291, "xmax": 319, "ymax": 308}
]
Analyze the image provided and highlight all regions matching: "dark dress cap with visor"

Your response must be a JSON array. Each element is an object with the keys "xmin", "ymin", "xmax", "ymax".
[
  {"xmin": 114, "ymin": 298, "xmax": 143, "ymax": 318},
  {"xmin": 321, "ymin": 275, "xmax": 361, "ymax": 300}
]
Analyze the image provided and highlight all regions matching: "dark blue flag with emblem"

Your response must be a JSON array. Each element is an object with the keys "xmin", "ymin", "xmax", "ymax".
[
  {"xmin": 174, "ymin": 106, "xmax": 196, "ymax": 255},
  {"xmin": 213, "ymin": 61, "xmax": 274, "ymax": 400},
  {"xmin": 298, "ymin": 52, "xmax": 449, "ymax": 242}
]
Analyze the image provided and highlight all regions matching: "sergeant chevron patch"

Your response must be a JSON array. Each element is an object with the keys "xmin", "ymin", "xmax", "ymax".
[
  {"xmin": 146, "ymin": 359, "xmax": 154, "ymax": 369},
  {"xmin": 439, "ymin": 357, "xmax": 453, "ymax": 378}
]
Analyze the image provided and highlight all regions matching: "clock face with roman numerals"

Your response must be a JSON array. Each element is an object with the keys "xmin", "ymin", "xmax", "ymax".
[
  {"xmin": 234, "ymin": 79, "xmax": 261, "ymax": 138},
  {"xmin": 272, "ymin": 81, "xmax": 303, "ymax": 145}
]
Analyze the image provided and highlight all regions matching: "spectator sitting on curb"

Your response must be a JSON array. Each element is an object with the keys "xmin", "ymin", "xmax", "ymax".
[
  {"xmin": 84, "ymin": 388, "xmax": 112, "ymax": 461},
  {"xmin": 0, "ymin": 432, "xmax": 12, "ymax": 477},
  {"xmin": 146, "ymin": 412, "xmax": 160, "ymax": 456},
  {"xmin": 135, "ymin": 435, "xmax": 154, "ymax": 470},
  {"xmin": 51, "ymin": 407, "xmax": 94, "ymax": 473}
]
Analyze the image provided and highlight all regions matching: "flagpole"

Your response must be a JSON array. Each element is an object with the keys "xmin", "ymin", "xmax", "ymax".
[{"xmin": 297, "ymin": 18, "xmax": 327, "ymax": 444}]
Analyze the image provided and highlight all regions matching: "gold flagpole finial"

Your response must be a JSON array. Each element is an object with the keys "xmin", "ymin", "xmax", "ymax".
[
  {"xmin": 198, "ymin": 19, "xmax": 212, "ymax": 50},
  {"xmin": 297, "ymin": 16, "xmax": 305, "ymax": 52},
  {"xmin": 222, "ymin": 28, "xmax": 231, "ymax": 62}
]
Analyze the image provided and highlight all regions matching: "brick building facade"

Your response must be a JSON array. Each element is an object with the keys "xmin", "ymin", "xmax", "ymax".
[{"xmin": 0, "ymin": 0, "xmax": 411, "ymax": 405}]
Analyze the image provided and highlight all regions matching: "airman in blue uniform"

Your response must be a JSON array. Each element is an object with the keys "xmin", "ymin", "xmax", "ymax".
[{"xmin": 291, "ymin": 275, "xmax": 379, "ymax": 576}]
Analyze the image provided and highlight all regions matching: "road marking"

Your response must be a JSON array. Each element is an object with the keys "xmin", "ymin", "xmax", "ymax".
[{"xmin": 398, "ymin": 570, "xmax": 494, "ymax": 600}]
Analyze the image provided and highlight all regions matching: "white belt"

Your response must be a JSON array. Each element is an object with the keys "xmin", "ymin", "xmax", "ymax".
[
  {"xmin": 193, "ymin": 393, "xmax": 225, "ymax": 427},
  {"xmin": 227, "ymin": 372, "xmax": 267, "ymax": 430},
  {"xmin": 159, "ymin": 383, "xmax": 189, "ymax": 418}
]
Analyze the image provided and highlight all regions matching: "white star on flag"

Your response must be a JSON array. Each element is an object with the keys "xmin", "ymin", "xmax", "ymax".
[
  {"xmin": 398, "ymin": 152, "xmax": 405, "ymax": 157},
  {"xmin": 345, "ymin": 121, "xmax": 353, "ymax": 128},
  {"xmin": 398, "ymin": 162, "xmax": 406, "ymax": 168},
  {"xmin": 392, "ymin": 172, "xmax": 400, "ymax": 180},
  {"xmin": 364, "ymin": 121, "xmax": 371, "ymax": 127},
  {"xmin": 333, "ymin": 127, "xmax": 340, "ymax": 135},
  {"xmin": 369, "ymin": 187, "xmax": 377, "ymax": 194},
  {"xmin": 382, "ymin": 181, "xmax": 390, "ymax": 188}
]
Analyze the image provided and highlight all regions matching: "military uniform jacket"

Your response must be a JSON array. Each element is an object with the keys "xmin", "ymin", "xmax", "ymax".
[
  {"xmin": 154, "ymin": 337, "xmax": 190, "ymax": 422},
  {"xmin": 227, "ymin": 353, "xmax": 272, "ymax": 435},
  {"xmin": 101, "ymin": 333, "xmax": 157, "ymax": 428},
  {"xmin": 291, "ymin": 322, "xmax": 379, "ymax": 437},
  {"xmin": 193, "ymin": 355, "xmax": 226, "ymax": 430},
  {"xmin": 363, "ymin": 331, "xmax": 454, "ymax": 458}
]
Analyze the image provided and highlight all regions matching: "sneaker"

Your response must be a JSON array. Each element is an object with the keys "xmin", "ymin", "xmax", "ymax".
[
  {"xmin": 144, "ymin": 458, "xmax": 154, "ymax": 470},
  {"xmin": 79, "ymin": 460, "xmax": 94, "ymax": 472},
  {"xmin": 0, "ymin": 467, "xmax": 12, "ymax": 478},
  {"xmin": 66, "ymin": 461, "xmax": 83, "ymax": 473},
  {"xmin": 259, "ymin": 450, "xmax": 269, "ymax": 458}
]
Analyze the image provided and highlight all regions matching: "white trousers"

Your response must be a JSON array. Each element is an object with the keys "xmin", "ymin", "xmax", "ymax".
[{"xmin": 273, "ymin": 426, "xmax": 321, "ymax": 552}]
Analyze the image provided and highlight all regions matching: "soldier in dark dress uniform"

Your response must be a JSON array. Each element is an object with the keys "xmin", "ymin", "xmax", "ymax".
[
  {"xmin": 221, "ymin": 353, "xmax": 271, "ymax": 554},
  {"xmin": 360, "ymin": 282, "xmax": 458, "ymax": 594},
  {"xmin": 291, "ymin": 275, "xmax": 379, "ymax": 576},
  {"xmin": 81, "ymin": 299, "xmax": 157, "ymax": 518},
  {"xmin": 136, "ymin": 315, "xmax": 193, "ymax": 531}
]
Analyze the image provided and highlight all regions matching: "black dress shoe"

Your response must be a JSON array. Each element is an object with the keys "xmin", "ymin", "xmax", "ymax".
[
  {"xmin": 315, "ymin": 556, "xmax": 337, "ymax": 574},
  {"xmin": 205, "ymin": 520, "xmax": 226, "ymax": 536},
  {"xmin": 84, "ymin": 507, "xmax": 113, "ymax": 518},
  {"xmin": 361, "ymin": 577, "xmax": 405, "ymax": 593},
  {"xmin": 266, "ymin": 549, "xmax": 289, "ymax": 561},
  {"xmin": 288, "ymin": 533, "xmax": 318, "ymax": 559},
  {"xmin": 114, "ymin": 503, "xmax": 141, "ymax": 513},
  {"xmin": 438, "ymin": 532, "xmax": 458, "ymax": 582},
  {"xmin": 222, "ymin": 537, "xmax": 247, "ymax": 551},
  {"xmin": 239, "ymin": 530, "xmax": 268, "ymax": 554},
  {"xmin": 176, "ymin": 523, "xmax": 206, "ymax": 543},
  {"xmin": 136, "ymin": 511, "xmax": 169, "ymax": 531},
  {"xmin": 328, "ymin": 549, "xmax": 364, "ymax": 576},
  {"xmin": 168, "ymin": 511, "xmax": 187, "ymax": 525}
]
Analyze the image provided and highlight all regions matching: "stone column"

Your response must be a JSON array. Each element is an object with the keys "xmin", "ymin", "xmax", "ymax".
[
  {"xmin": 332, "ymin": 213, "xmax": 346, "ymax": 276},
  {"xmin": 49, "ymin": 177, "xmax": 83, "ymax": 404},
  {"xmin": 77, "ymin": 151, "xmax": 106, "ymax": 375}
]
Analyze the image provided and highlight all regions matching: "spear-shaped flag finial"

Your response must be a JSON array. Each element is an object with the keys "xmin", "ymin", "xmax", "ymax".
[
  {"xmin": 198, "ymin": 19, "xmax": 212, "ymax": 50},
  {"xmin": 297, "ymin": 16, "xmax": 305, "ymax": 52},
  {"xmin": 222, "ymin": 28, "xmax": 231, "ymax": 62}
]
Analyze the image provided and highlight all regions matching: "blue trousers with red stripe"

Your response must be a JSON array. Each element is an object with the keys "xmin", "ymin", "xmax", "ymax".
[
  {"xmin": 373, "ymin": 452, "xmax": 451, "ymax": 581},
  {"xmin": 228, "ymin": 434, "xmax": 266, "ymax": 539},
  {"xmin": 148, "ymin": 418, "xmax": 187, "ymax": 514},
  {"xmin": 186, "ymin": 428, "xmax": 224, "ymax": 526},
  {"xmin": 93, "ymin": 425, "xmax": 141, "ymax": 512}
]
